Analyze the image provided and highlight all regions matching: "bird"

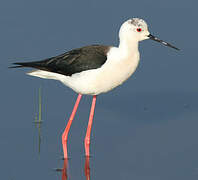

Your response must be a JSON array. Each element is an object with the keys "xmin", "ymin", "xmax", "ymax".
[{"xmin": 10, "ymin": 18, "xmax": 179, "ymax": 159}]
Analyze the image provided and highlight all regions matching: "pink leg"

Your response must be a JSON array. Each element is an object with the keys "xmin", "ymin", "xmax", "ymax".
[
  {"xmin": 62, "ymin": 94, "xmax": 82, "ymax": 159},
  {"xmin": 84, "ymin": 95, "xmax": 97, "ymax": 157}
]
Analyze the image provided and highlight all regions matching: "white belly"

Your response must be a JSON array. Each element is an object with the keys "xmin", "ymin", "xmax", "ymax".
[{"xmin": 28, "ymin": 48, "xmax": 140, "ymax": 95}]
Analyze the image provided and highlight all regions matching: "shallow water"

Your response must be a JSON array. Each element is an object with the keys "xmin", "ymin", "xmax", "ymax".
[{"xmin": 1, "ymin": 91, "xmax": 198, "ymax": 180}]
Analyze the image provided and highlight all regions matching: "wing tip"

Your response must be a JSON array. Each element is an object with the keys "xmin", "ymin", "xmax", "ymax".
[
  {"xmin": 9, "ymin": 62, "xmax": 37, "ymax": 69},
  {"xmin": 8, "ymin": 63, "xmax": 24, "ymax": 68}
]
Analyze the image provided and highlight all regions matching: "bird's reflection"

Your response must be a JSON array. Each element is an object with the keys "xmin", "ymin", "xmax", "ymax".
[
  {"xmin": 55, "ymin": 158, "xmax": 69, "ymax": 180},
  {"xmin": 84, "ymin": 156, "xmax": 91, "ymax": 180},
  {"xmin": 61, "ymin": 158, "xmax": 69, "ymax": 180},
  {"xmin": 56, "ymin": 157, "xmax": 91, "ymax": 180}
]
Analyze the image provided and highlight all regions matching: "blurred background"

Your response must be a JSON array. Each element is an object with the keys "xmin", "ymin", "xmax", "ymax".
[{"xmin": 0, "ymin": 0, "xmax": 198, "ymax": 179}]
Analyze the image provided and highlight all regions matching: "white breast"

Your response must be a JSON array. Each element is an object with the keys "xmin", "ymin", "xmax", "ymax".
[{"xmin": 28, "ymin": 47, "xmax": 140, "ymax": 95}]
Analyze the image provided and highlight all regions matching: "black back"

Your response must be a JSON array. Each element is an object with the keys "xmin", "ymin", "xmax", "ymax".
[{"xmin": 12, "ymin": 45, "xmax": 110, "ymax": 76}]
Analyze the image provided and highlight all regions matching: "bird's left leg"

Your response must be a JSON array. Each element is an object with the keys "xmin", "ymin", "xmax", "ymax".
[
  {"xmin": 84, "ymin": 95, "xmax": 97, "ymax": 157},
  {"xmin": 62, "ymin": 94, "xmax": 82, "ymax": 159}
]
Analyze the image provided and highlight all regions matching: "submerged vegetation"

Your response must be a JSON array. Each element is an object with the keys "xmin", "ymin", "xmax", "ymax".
[{"xmin": 33, "ymin": 87, "xmax": 43, "ymax": 156}]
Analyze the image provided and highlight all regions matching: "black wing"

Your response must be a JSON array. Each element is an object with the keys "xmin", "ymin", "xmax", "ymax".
[{"xmin": 11, "ymin": 45, "xmax": 110, "ymax": 76}]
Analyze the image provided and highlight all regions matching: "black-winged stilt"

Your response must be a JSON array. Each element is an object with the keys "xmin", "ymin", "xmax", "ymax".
[{"xmin": 11, "ymin": 18, "xmax": 179, "ymax": 159}]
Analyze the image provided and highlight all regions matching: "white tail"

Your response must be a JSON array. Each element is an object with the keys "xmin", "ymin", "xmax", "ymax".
[{"xmin": 27, "ymin": 70, "xmax": 62, "ymax": 80}]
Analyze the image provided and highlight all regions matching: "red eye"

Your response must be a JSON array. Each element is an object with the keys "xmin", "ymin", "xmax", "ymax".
[{"xmin": 137, "ymin": 28, "xmax": 142, "ymax": 32}]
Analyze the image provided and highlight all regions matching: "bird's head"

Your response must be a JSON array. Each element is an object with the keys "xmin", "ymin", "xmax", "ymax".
[
  {"xmin": 119, "ymin": 18, "xmax": 179, "ymax": 50},
  {"xmin": 119, "ymin": 18, "xmax": 149, "ymax": 42}
]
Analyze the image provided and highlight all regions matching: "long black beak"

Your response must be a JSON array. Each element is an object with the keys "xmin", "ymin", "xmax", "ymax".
[{"xmin": 148, "ymin": 34, "xmax": 180, "ymax": 50}]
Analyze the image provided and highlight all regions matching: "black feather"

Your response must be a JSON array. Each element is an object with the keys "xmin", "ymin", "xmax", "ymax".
[{"xmin": 10, "ymin": 45, "xmax": 110, "ymax": 76}]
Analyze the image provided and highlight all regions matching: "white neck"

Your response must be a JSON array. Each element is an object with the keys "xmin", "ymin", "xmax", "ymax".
[{"xmin": 118, "ymin": 37, "xmax": 139, "ymax": 57}]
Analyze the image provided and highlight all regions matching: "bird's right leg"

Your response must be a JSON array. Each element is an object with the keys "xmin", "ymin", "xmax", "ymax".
[{"xmin": 62, "ymin": 94, "xmax": 82, "ymax": 159}]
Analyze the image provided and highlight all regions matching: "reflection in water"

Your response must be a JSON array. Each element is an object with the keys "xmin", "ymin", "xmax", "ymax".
[
  {"xmin": 33, "ymin": 87, "xmax": 43, "ymax": 156},
  {"xmin": 84, "ymin": 156, "xmax": 90, "ymax": 180},
  {"xmin": 62, "ymin": 159, "xmax": 69, "ymax": 180},
  {"xmin": 55, "ymin": 157, "xmax": 91, "ymax": 180},
  {"xmin": 55, "ymin": 159, "xmax": 69, "ymax": 180}
]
